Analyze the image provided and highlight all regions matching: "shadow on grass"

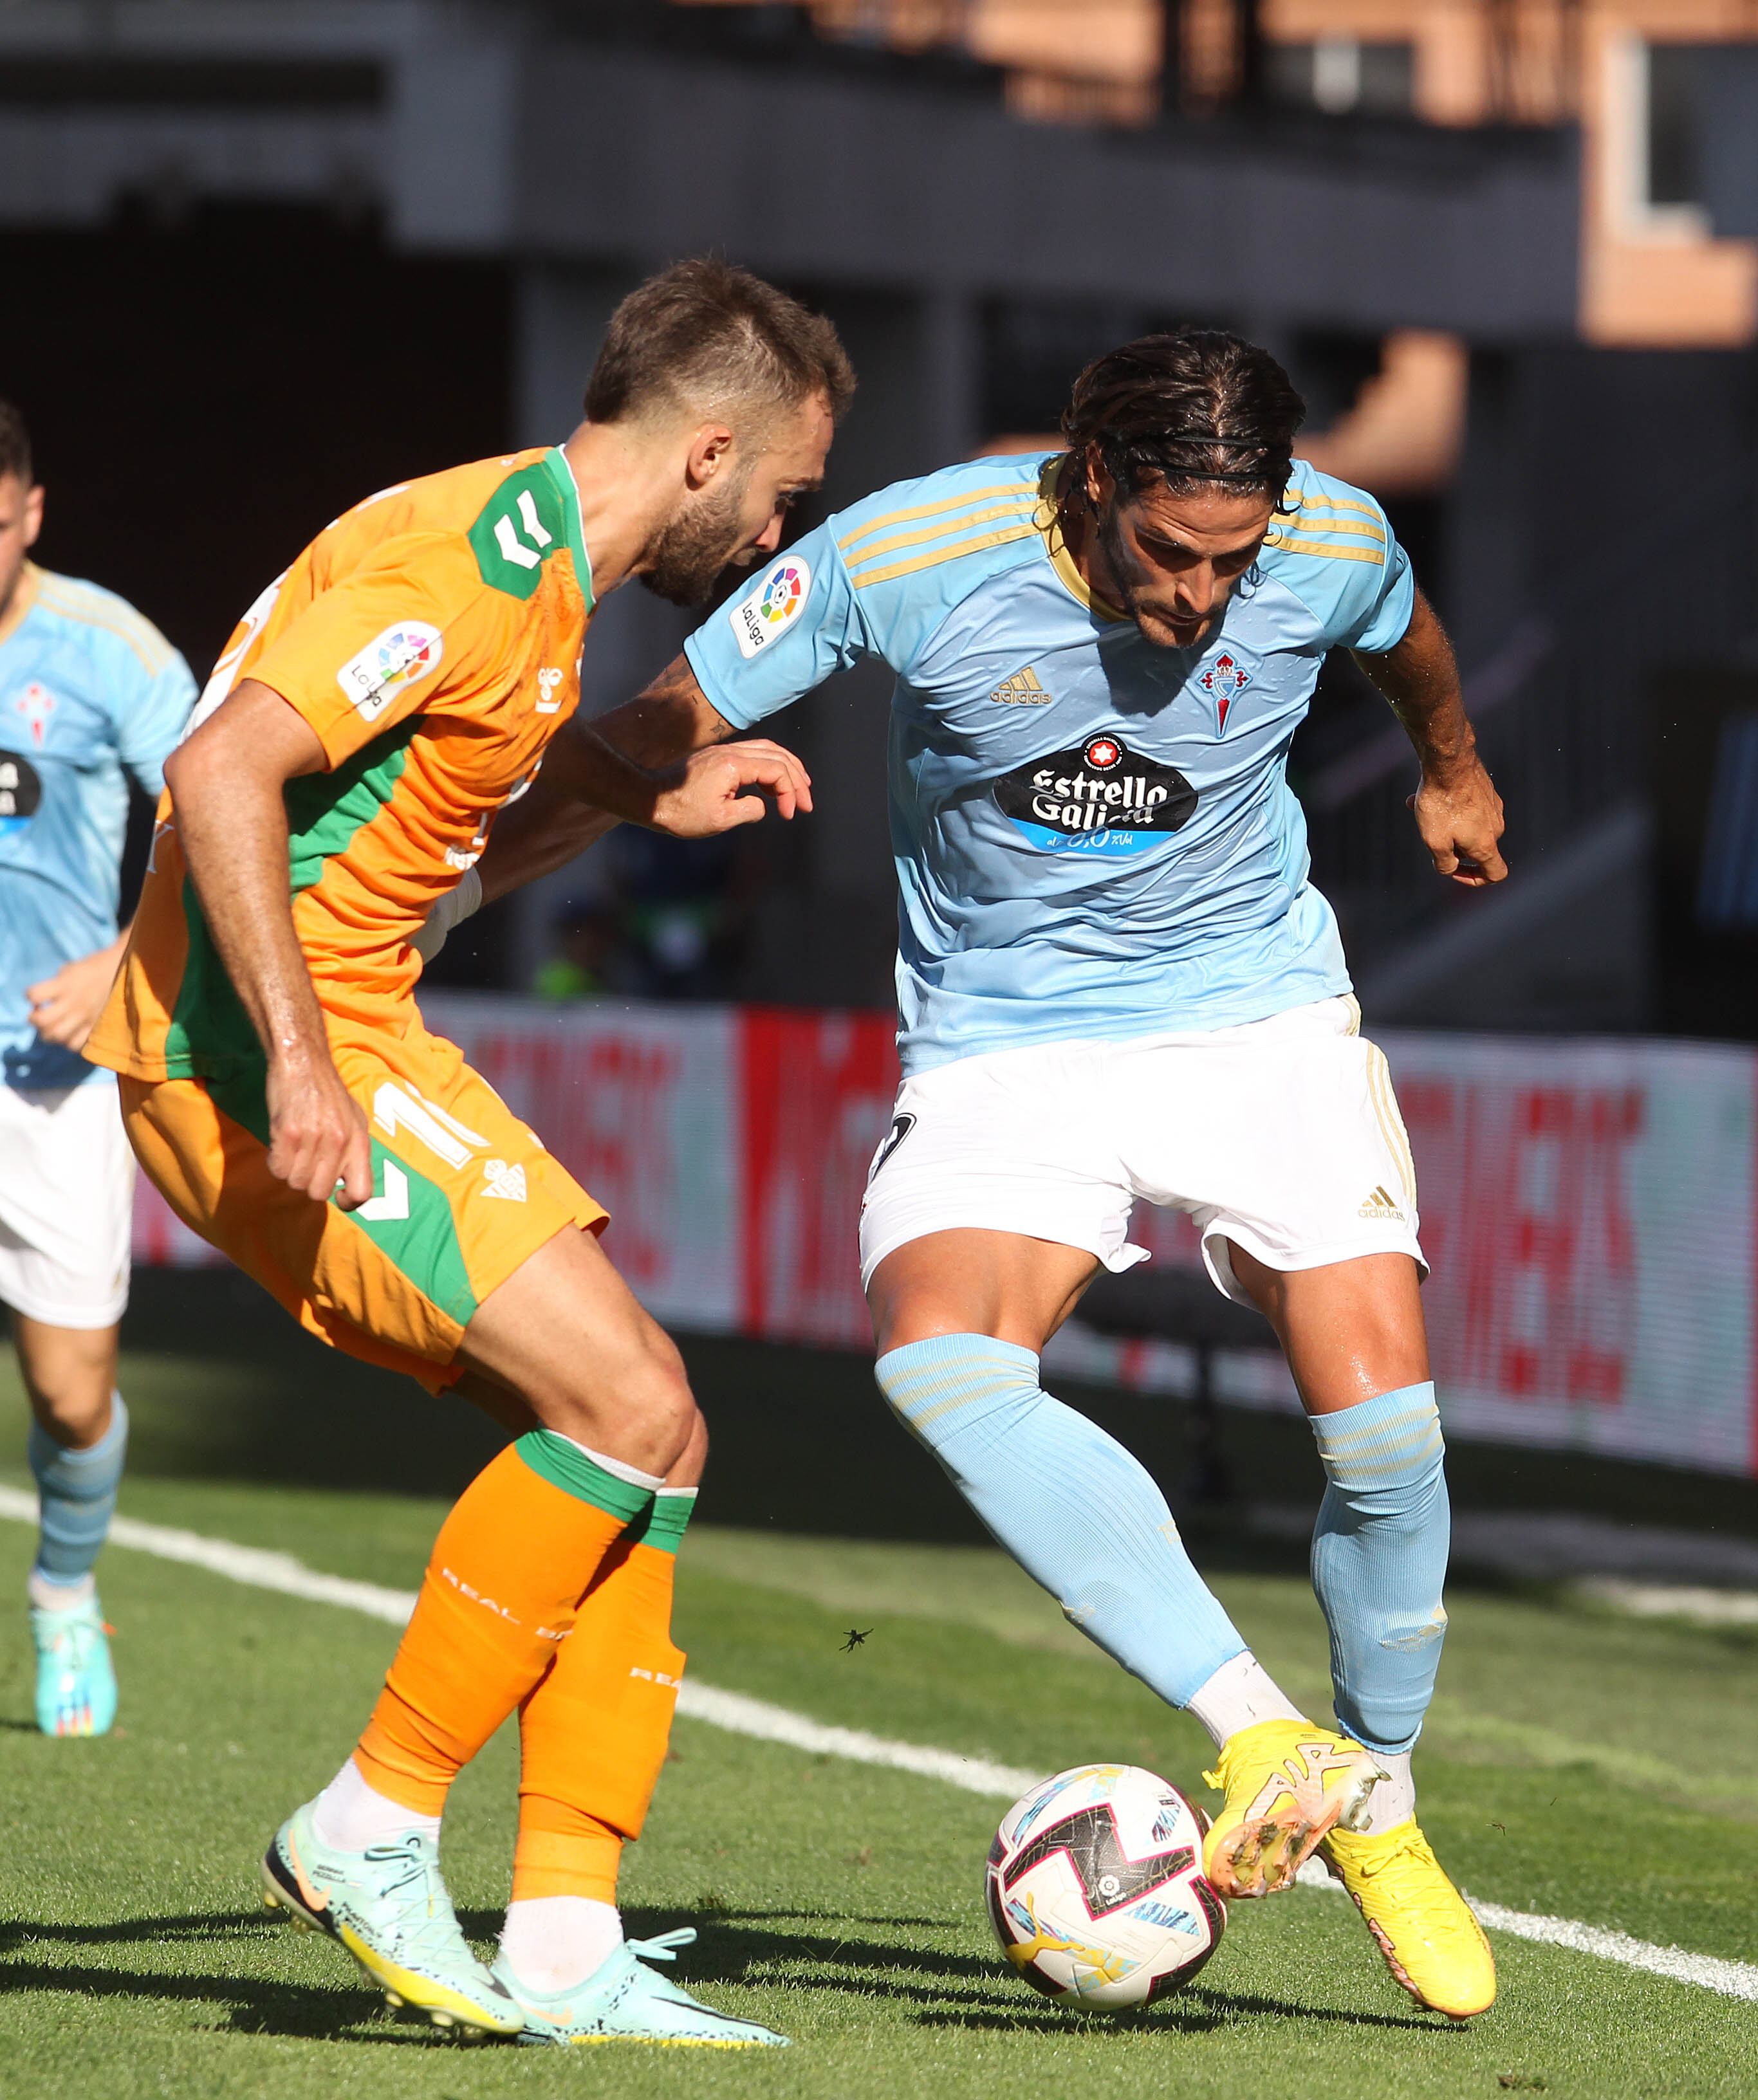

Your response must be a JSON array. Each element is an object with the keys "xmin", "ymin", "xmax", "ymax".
[{"xmin": 0, "ymin": 1900, "xmax": 1445, "ymax": 2045}]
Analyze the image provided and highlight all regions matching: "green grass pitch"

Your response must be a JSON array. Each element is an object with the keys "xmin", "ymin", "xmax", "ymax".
[{"xmin": 3, "ymin": 1348, "xmax": 1758, "ymax": 2095}]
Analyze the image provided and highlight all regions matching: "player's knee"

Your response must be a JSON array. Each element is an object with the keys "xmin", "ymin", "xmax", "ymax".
[{"xmin": 613, "ymin": 1330, "xmax": 699, "ymax": 1470}]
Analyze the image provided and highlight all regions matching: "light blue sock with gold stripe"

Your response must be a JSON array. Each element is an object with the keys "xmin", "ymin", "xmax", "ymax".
[
  {"xmin": 1308, "ymin": 1381, "xmax": 1449, "ymax": 1755},
  {"xmin": 874, "ymin": 1334, "xmax": 1246, "ymax": 1707}
]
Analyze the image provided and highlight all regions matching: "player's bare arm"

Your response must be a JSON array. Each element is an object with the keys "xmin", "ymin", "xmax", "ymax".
[
  {"xmin": 160, "ymin": 677, "xmax": 373, "ymax": 1208},
  {"xmin": 477, "ymin": 656, "xmax": 756, "ymax": 902},
  {"xmin": 1354, "ymin": 587, "xmax": 1508, "ymax": 888}
]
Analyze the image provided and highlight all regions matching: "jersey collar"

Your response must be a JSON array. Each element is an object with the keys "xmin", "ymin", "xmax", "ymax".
[
  {"xmin": 0, "ymin": 560, "xmax": 42, "ymax": 649},
  {"xmin": 1034, "ymin": 456, "xmax": 1128, "ymax": 626},
  {"xmin": 542, "ymin": 448, "xmax": 595, "ymax": 612}
]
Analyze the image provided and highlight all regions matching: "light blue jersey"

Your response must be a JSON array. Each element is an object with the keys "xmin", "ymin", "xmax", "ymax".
[
  {"xmin": 0, "ymin": 566, "xmax": 196, "ymax": 1089},
  {"xmin": 685, "ymin": 452, "xmax": 1412, "ymax": 1074}
]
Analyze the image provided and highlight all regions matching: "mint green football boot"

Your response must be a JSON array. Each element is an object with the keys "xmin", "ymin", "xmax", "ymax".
[
  {"xmin": 261, "ymin": 1801, "xmax": 523, "ymax": 2038},
  {"xmin": 492, "ymin": 1928, "xmax": 790, "ymax": 2047},
  {"xmin": 31, "ymin": 1589, "xmax": 116, "ymax": 1737}
]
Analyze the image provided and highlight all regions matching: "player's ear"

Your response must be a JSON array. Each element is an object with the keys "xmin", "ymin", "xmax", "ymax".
[
  {"xmin": 683, "ymin": 422, "xmax": 737, "ymax": 491},
  {"xmin": 22, "ymin": 483, "xmax": 42, "ymax": 547},
  {"xmin": 1082, "ymin": 443, "xmax": 1112, "ymax": 509}
]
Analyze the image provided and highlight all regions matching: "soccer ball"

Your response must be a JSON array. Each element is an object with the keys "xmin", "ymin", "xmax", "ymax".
[{"xmin": 985, "ymin": 1763, "xmax": 1225, "ymax": 2009}]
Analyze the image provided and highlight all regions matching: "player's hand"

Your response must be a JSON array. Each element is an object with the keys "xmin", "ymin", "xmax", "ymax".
[
  {"xmin": 647, "ymin": 741, "xmax": 813, "ymax": 838},
  {"xmin": 1409, "ymin": 759, "xmax": 1507, "ymax": 889},
  {"xmin": 26, "ymin": 939, "xmax": 127, "ymax": 1051},
  {"xmin": 265, "ymin": 1045, "xmax": 375, "ymax": 1208}
]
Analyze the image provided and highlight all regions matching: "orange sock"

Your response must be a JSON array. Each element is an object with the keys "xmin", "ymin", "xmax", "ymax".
[
  {"xmin": 354, "ymin": 1434, "xmax": 659, "ymax": 1817},
  {"xmin": 512, "ymin": 1488, "xmax": 695, "ymax": 1904}
]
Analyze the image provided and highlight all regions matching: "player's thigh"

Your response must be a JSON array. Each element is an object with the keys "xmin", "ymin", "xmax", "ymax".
[
  {"xmin": 1125, "ymin": 998, "xmax": 1426, "ymax": 1312},
  {"xmin": 457, "ymin": 1224, "xmax": 697, "ymax": 1475},
  {"xmin": 10, "ymin": 1312, "xmax": 120, "ymax": 1444},
  {"xmin": 121, "ymin": 1032, "xmax": 608, "ymax": 1396},
  {"xmin": 1226, "ymin": 1244, "xmax": 1429, "ymax": 1414},
  {"xmin": 860, "ymin": 1044, "xmax": 1127, "ymax": 1352},
  {"xmin": 0, "ymin": 1080, "xmax": 133, "ymax": 1336},
  {"xmin": 867, "ymin": 1229, "xmax": 1099, "ymax": 1356}
]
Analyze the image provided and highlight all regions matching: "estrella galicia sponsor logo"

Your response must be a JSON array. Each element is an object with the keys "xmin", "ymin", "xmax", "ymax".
[
  {"xmin": 994, "ymin": 732, "xmax": 1197, "ymax": 854},
  {"xmin": 731, "ymin": 556, "xmax": 811, "ymax": 659},
  {"xmin": 0, "ymin": 748, "xmax": 42, "ymax": 840},
  {"xmin": 335, "ymin": 622, "xmax": 444, "ymax": 723}
]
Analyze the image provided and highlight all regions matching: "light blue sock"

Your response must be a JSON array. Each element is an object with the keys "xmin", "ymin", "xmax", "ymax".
[
  {"xmin": 874, "ymin": 1334, "xmax": 1246, "ymax": 1707},
  {"xmin": 1308, "ymin": 1381, "xmax": 1448, "ymax": 1755},
  {"xmin": 29, "ymin": 1393, "xmax": 129, "ymax": 1587}
]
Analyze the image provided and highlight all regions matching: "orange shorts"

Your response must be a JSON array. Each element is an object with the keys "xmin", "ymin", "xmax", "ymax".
[{"xmin": 120, "ymin": 1018, "xmax": 606, "ymax": 1393}]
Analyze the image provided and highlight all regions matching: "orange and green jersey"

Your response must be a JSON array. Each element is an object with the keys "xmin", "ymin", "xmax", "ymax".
[{"xmin": 88, "ymin": 447, "xmax": 592, "ymax": 1081}]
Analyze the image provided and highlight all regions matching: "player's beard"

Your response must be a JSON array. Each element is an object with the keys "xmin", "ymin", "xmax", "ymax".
[
  {"xmin": 1095, "ymin": 497, "xmax": 1219, "ymax": 650},
  {"xmin": 640, "ymin": 465, "xmax": 756, "ymax": 607}
]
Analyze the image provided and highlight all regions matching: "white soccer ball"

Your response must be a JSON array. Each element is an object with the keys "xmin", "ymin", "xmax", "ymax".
[{"xmin": 985, "ymin": 1763, "xmax": 1226, "ymax": 2009}]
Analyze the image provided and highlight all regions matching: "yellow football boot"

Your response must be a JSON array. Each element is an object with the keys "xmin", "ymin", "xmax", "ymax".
[
  {"xmin": 1320, "ymin": 1818, "xmax": 1496, "ymax": 2020},
  {"xmin": 1201, "ymin": 1718, "xmax": 1385, "ymax": 1898}
]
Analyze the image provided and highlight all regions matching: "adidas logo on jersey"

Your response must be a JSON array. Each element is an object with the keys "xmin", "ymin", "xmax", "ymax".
[
  {"xmin": 989, "ymin": 666, "xmax": 1051, "ymax": 705},
  {"xmin": 1358, "ymin": 1184, "xmax": 1404, "ymax": 1221}
]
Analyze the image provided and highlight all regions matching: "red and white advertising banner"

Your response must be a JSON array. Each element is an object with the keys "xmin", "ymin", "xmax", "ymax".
[{"xmin": 132, "ymin": 997, "xmax": 1758, "ymax": 1478}]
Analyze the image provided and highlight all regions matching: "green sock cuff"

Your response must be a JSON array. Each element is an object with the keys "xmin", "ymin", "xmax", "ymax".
[
  {"xmin": 514, "ymin": 1430, "xmax": 657, "ymax": 1524},
  {"xmin": 629, "ymin": 1488, "xmax": 697, "ymax": 1556}
]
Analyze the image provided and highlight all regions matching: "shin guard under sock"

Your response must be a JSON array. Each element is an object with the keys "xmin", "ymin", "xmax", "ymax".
[
  {"xmin": 1308, "ymin": 1381, "xmax": 1450, "ymax": 1755},
  {"xmin": 29, "ymin": 1394, "xmax": 128, "ymax": 1587},
  {"xmin": 353, "ymin": 1434, "xmax": 658, "ymax": 1818},
  {"xmin": 875, "ymin": 1336, "xmax": 1246, "ymax": 1708},
  {"xmin": 512, "ymin": 1486, "xmax": 695, "ymax": 1904}
]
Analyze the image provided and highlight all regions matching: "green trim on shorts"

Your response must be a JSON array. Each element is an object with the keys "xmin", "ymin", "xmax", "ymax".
[
  {"xmin": 626, "ymin": 1488, "xmax": 696, "ymax": 1556},
  {"xmin": 514, "ymin": 1430, "xmax": 657, "ymax": 1523},
  {"xmin": 201, "ymin": 1062, "xmax": 477, "ymax": 1331}
]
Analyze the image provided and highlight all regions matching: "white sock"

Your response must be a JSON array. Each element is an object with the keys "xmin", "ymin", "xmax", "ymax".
[
  {"xmin": 310, "ymin": 1756, "xmax": 441, "ymax": 1852},
  {"xmin": 1184, "ymin": 1651, "xmax": 1307, "ymax": 1750},
  {"xmin": 501, "ymin": 1896, "xmax": 624, "ymax": 1995},
  {"xmin": 1358, "ymin": 1747, "xmax": 1416, "ymax": 1832},
  {"xmin": 28, "ymin": 1569, "xmax": 95, "ymax": 1612}
]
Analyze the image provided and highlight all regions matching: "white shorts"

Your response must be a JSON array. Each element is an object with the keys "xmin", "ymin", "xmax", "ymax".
[
  {"xmin": 0, "ymin": 1081, "xmax": 134, "ymax": 1329},
  {"xmin": 858, "ymin": 995, "xmax": 1425, "ymax": 1307}
]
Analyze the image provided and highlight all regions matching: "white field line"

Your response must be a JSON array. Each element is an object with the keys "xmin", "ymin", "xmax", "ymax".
[
  {"xmin": 1291, "ymin": 1859, "xmax": 1758, "ymax": 2001},
  {"xmin": 1573, "ymin": 1576, "xmax": 1758, "ymax": 1628},
  {"xmin": 0, "ymin": 1487, "xmax": 1033, "ymax": 1799},
  {"xmin": 5, "ymin": 1485, "xmax": 1757, "ymax": 2005}
]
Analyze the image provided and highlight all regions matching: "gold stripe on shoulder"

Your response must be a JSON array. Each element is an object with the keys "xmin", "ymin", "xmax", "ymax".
[
  {"xmin": 838, "ymin": 483, "xmax": 1034, "ymax": 554},
  {"xmin": 844, "ymin": 499, "xmax": 1039, "ymax": 574},
  {"xmin": 1294, "ymin": 486, "xmax": 1383, "ymax": 519},
  {"xmin": 851, "ymin": 522, "xmax": 1038, "ymax": 590},
  {"xmin": 1262, "ymin": 531, "xmax": 1385, "ymax": 567},
  {"xmin": 1284, "ymin": 510, "xmax": 1386, "ymax": 544},
  {"xmin": 34, "ymin": 578, "xmax": 174, "ymax": 670}
]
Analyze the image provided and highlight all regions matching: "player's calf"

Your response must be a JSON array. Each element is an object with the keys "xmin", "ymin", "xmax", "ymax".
[{"xmin": 24, "ymin": 1385, "xmax": 127, "ymax": 1739}]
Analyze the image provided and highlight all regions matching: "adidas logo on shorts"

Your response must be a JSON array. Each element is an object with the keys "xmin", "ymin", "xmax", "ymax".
[{"xmin": 1358, "ymin": 1184, "xmax": 1404, "ymax": 1222}]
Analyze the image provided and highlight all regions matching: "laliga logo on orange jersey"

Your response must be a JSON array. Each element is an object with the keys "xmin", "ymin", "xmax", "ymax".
[
  {"xmin": 730, "ymin": 556, "xmax": 811, "ymax": 660},
  {"xmin": 336, "ymin": 622, "xmax": 445, "ymax": 723}
]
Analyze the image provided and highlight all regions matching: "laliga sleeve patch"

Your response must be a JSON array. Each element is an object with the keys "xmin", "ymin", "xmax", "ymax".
[
  {"xmin": 336, "ymin": 622, "xmax": 445, "ymax": 723},
  {"xmin": 731, "ymin": 556, "xmax": 812, "ymax": 659}
]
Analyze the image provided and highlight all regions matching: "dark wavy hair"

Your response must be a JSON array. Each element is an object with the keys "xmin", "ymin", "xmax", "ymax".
[{"xmin": 1060, "ymin": 329, "xmax": 1305, "ymax": 504}]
